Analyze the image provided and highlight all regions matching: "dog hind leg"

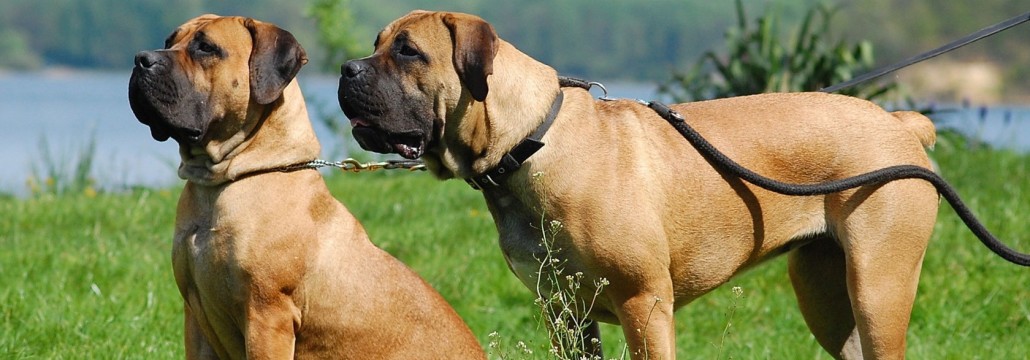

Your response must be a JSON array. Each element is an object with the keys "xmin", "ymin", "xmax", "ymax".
[
  {"xmin": 788, "ymin": 235, "xmax": 864, "ymax": 360},
  {"xmin": 831, "ymin": 181, "xmax": 936, "ymax": 359}
]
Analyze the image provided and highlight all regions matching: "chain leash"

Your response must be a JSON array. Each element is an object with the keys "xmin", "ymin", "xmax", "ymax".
[{"xmin": 281, "ymin": 158, "xmax": 426, "ymax": 173}]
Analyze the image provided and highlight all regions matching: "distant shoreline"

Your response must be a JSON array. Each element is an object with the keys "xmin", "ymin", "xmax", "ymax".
[{"xmin": 1, "ymin": 71, "xmax": 1027, "ymax": 197}]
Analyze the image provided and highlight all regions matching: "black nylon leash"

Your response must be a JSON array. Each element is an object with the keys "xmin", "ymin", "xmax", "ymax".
[
  {"xmin": 644, "ymin": 99, "xmax": 1030, "ymax": 266},
  {"xmin": 551, "ymin": 11, "xmax": 1030, "ymax": 265},
  {"xmin": 822, "ymin": 11, "xmax": 1030, "ymax": 93},
  {"xmin": 464, "ymin": 75, "xmax": 1029, "ymax": 265}
]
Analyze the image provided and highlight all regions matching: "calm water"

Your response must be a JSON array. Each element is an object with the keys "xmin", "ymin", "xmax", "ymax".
[{"xmin": 0, "ymin": 71, "xmax": 1026, "ymax": 195}]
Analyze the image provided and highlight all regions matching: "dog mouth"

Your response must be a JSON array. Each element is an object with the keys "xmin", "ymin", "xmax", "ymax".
[
  {"xmin": 128, "ymin": 73, "xmax": 174, "ymax": 141},
  {"xmin": 179, "ymin": 146, "xmax": 214, "ymax": 168},
  {"xmin": 351, "ymin": 120, "xmax": 426, "ymax": 160},
  {"xmin": 128, "ymin": 69, "xmax": 207, "ymax": 144},
  {"xmin": 128, "ymin": 48, "xmax": 212, "ymax": 145},
  {"xmin": 339, "ymin": 69, "xmax": 434, "ymax": 161},
  {"xmin": 389, "ymin": 135, "xmax": 426, "ymax": 160}
]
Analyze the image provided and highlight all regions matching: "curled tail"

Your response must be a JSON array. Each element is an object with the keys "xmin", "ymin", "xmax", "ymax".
[{"xmin": 892, "ymin": 111, "xmax": 937, "ymax": 148}]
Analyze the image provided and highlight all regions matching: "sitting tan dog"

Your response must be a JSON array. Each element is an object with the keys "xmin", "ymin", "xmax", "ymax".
[
  {"xmin": 129, "ymin": 15, "xmax": 484, "ymax": 359},
  {"xmin": 338, "ymin": 10, "xmax": 947, "ymax": 359}
]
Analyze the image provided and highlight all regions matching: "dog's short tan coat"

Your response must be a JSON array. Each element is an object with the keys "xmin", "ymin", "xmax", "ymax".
[
  {"xmin": 338, "ymin": 11, "xmax": 940, "ymax": 359},
  {"xmin": 129, "ymin": 15, "xmax": 484, "ymax": 359}
]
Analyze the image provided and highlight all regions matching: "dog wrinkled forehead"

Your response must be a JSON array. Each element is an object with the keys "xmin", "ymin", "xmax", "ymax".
[
  {"xmin": 373, "ymin": 10, "xmax": 442, "ymax": 48},
  {"xmin": 164, "ymin": 14, "xmax": 223, "ymax": 48},
  {"xmin": 163, "ymin": 14, "xmax": 257, "ymax": 50}
]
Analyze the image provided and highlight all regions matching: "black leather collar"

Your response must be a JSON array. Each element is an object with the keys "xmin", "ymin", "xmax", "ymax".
[{"xmin": 465, "ymin": 90, "xmax": 564, "ymax": 190}]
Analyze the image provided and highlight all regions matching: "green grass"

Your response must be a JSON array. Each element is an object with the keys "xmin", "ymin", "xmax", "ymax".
[
  {"xmin": 1, "ymin": 135, "xmax": 1027, "ymax": 359},
  {"xmin": 0, "ymin": 188, "xmax": 182, "ymax": 358}
]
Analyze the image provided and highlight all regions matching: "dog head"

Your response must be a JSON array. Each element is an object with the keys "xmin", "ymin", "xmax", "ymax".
[
  {"xmin": 337, "ymin": 11, "xmax": 499, "ymax": 161},
  {"xmin": 128, "ymin": 14, "xmax": 307, "ymax": 145}
]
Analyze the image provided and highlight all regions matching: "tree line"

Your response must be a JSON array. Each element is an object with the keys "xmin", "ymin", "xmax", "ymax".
[{"xmin": 1, "ymin": 0, "xmax": 1027, "ymax": 94}]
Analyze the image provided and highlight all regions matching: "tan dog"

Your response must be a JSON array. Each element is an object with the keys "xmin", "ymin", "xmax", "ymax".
[
  {"xmin": 128, "ymin": 15, "xmax": 485, "ymax": 359},
  {"xmin": 338, "ymin": 10, "xmax": 943, "ymax": 359}
]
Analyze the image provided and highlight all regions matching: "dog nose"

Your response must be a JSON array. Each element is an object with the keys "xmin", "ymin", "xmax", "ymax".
[
  {"xmin": 135, "ymin": 51, "xmax": 163, "ymax": 69},
  {"xmin": 342, "ymin": 60, "xmax": 366, "ymax": 78}
]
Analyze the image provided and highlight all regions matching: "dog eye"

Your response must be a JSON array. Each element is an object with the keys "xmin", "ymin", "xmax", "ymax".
[
  {"xmin": 197, "ymin": 41, "xmax": 217, "ymax": 54},
  {"xmin": 398, "ymin": 44, "xmax": 420, "ymax": 57},
  {"xmin": 163, "ymin": 30, "xmax": 180, "ymax": 49}
]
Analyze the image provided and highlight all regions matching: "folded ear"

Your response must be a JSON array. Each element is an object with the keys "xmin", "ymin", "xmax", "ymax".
[
  {"xmin": 245, "ymin": 18, "xmax": 308, "ymax": 105},
  {"xmin": 442, "ymin": 13, "xmax": 498, "ymax": 102}
]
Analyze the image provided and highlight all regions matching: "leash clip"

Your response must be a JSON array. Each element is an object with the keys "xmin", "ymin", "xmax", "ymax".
[
  {"xmin": 588, "ymin": 81, "xmax": 614, "ymax": 101},
  {"xmin": 557, "ymin": 75, "xmax": 612, "ymax": 100}
]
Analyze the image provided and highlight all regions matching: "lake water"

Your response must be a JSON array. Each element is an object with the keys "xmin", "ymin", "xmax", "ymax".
[{"xmin": 0, "ymin": 71, "xmax": 1027, "ymax": 196}]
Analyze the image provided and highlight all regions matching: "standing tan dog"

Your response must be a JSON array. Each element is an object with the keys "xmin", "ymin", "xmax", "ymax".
[
  {"xmin": 338, "ymin": 11, "xmax": 945, "ymax": 359},
  {"xmin": 129, "ymin": 15, "xmax": 485, "ymax": 359}
]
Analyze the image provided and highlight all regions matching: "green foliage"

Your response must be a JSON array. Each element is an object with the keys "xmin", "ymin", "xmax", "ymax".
[
  {"xmin": 306, "ymin": 0, "xmax": 369, "ymax": 72},
  {"xmin": 659, "ymin": 0, "xmax": 897, "ymax": 102},
  {"xmin": 0, "ymin": 0, "xmax": 317, "ymax": 69},
  {"xmin": 0, "ymin": 28, "xmax": 40, "ymax": 70},
  {"xmin": 0, "ymin": 0, "xmax": 1027, "ymax": 98}
]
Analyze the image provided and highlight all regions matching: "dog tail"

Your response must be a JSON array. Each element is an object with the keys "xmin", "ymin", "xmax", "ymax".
[{"xmin": 892, "ymin": 111, "xmax": 936, "ymax": 149}]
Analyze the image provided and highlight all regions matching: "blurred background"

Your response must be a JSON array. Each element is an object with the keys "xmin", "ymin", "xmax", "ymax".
[
  {"xmin": 1, "ymin": 3, "xmax": 1028, "ymax": 358},
  {"xmin": 1, "ymin": 0, "xmax": 1028, "ymax": 195}
]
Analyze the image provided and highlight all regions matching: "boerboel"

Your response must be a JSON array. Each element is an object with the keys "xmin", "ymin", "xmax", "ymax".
[
  {"xmin": 338, "ymin": 10, "xmax": 945, "ymax": 360},
  {"xmin": 129, "ymin": 14, "xmax": 484, "ymax": 359}
]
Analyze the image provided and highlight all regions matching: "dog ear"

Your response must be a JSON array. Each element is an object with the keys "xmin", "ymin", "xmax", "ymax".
[
  {"xmin": 245, "ymin": 18, "xmax": 308, "ymax": 105},
  {"xmin": 442, "ymin": 13, "xmax": 497, "ymax": 102}
]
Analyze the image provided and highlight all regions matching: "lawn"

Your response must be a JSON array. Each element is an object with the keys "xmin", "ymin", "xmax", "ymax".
[{"xmin": 0, "ymin": 132, "xmax": 1027, "ymax": 359}]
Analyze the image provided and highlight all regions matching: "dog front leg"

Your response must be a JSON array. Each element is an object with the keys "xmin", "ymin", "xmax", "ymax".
[
  {"xmin": 616, "ymin": 292, "xmax": 676, "ymax": 360},
  {"xmin": 244, "ymin": 297, "xmax": 301, "ymax": 359}
]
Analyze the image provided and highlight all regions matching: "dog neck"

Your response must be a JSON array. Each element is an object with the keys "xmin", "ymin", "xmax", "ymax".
[
  {"xmin": 177, "ymin": 80, "xmax": 320, "ymax": 186},
  {"xmin": 464, "ymin": 91, "xmax": 562, "ymax": 190},
  {"xmin": 433, "ymin": 40, "xmax": 561, "ymax": 180}
]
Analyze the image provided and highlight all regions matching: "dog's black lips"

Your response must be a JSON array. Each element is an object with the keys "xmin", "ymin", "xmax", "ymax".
[
  {"xmin": 350, "ymin": 124, "xmax": 425, "ymax": 160},
  {"xmin": 339, "ymin": 77, "xmax": 428, "ymax": 160},
  {"xmin": 129, "ymin": 69, "xmax": 182, "ymax": 142},
  {"xmin": 128, "ymin": 61, "xmax": 207, "ymax": 144}
]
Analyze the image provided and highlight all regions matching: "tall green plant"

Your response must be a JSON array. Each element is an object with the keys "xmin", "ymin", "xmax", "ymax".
[
  {"xmin": 306, "ymin": 0, "xmax": 367, "ymax": 72},
  {"xmin": 531, "ymin": 217, "xmax": 610, "ymax": 360},
  {"xmin": 27, "ymin": 133, "xmax": 97, "ymax": 197},
  {"xmin": 660, "ymin": 0, "xmax": 897, "ymax": 102}
]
